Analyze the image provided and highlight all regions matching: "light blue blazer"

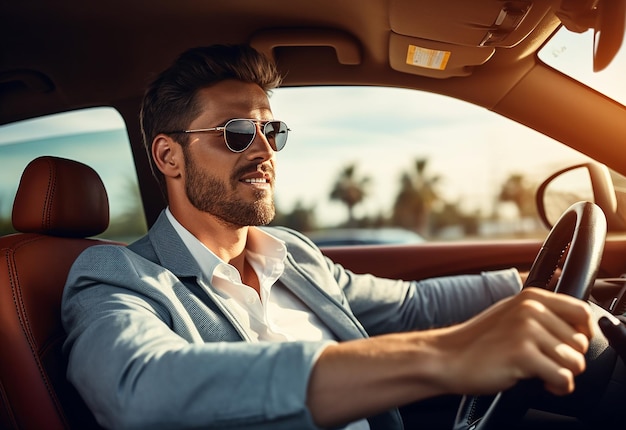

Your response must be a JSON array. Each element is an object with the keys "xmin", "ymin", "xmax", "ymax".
[{"xmin": 62, "ymin": 211, "xmax": 521, "ymax": 429}]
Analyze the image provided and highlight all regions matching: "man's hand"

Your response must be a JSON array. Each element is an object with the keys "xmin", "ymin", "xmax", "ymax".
[{"xmin": 437, "ymin": 287, "xmax": 593, "ymax": 396}]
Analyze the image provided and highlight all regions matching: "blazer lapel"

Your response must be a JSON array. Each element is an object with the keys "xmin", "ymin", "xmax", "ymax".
[
  {"xmin": 146, "ymin": 213, "xmax": 206, "ymax": 278},
  {"xmin": 280, "ymin": 255, "xmax": 369, "ymax": 342}
]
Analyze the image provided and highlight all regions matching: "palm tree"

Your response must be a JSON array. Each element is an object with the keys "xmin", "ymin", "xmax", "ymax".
[
  {"xmin": 498, "ymin": 173, "xmax": 536, "ymax": 218},
  {"xmin": 330, "ymin": 164, "xmax": 370, "ymax": 226},
  {"xmin": 392, "ymin": 158, "xmax": 441, "ymax": 236},
  {"xmin": 271, "ymin": 200, "xmax": 317, "ymax": 232}
]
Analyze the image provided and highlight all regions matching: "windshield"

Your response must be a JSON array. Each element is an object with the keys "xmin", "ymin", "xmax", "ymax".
[
  {"xmin": 539, "ymin": 26, "xmax": 626, "ymax": 107},
  {"xmin": 268, "ymin": 86, "xmax": 597, "ymax": 243}
]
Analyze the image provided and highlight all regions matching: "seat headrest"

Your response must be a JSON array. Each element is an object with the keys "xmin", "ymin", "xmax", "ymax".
[{"xmin": 12, "ymin": 156, "xmax": 110, "ymax": 237}]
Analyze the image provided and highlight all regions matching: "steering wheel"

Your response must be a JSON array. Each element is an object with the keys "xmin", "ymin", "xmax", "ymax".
[{"xmin": 453, "ymin": 201, "xmax": 607, "ymax": 430}]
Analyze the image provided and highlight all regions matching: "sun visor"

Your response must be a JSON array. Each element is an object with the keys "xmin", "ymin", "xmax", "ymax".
[
  {"xmin": 388, "ymin": 0, "xmax": 555, "ymax": 78},
  {"xmin": 389, "ymin": 0, "xmax": 553, "ymax": 48},
  {"xmin": 389, "ymin": 34, "xmax": 495, "ymax": 78}
]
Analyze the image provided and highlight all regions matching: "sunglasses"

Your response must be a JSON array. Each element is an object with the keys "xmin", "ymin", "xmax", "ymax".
[{"xmin": 165, "ymin": 119, "xmax": 289, "ymax": 153}]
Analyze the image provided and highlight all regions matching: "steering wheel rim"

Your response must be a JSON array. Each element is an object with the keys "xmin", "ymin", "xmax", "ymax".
[{"xmin": 453, "ymin": 201, "xmax": 607, "ymax": 430}]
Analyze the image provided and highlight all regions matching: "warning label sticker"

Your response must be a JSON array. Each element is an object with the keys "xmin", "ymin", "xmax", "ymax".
[{"xmin": 406, "ymin": 45, "xmax": 451, "ymax": 70}]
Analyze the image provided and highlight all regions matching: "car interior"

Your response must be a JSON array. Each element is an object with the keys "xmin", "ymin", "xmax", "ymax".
[
  {"xmin": 0, "ymin": 156, "xmax": 112, "ymax": 429},
  {"xmin": 3, "ymin": 0, "xmax": 626, "ymax": 429}
]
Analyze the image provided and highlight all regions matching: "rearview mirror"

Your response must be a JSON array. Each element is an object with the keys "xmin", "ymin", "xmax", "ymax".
[
  {"xmin": 593, "ymin": 0, "xmax": 626, "ymax": 71},
  {"xmin": 557, "ymin": 0, "xmax": 626, "ymax": 71}
]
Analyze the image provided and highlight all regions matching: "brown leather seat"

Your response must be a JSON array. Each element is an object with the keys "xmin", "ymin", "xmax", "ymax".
[{"xmin": 0, "ymin": 156, "xmax": 112, "ymax": 429}]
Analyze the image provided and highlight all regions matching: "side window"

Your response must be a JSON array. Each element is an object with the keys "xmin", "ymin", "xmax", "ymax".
[
  {"xmin": 268, "ymin": 86, "xmax": 602, "ymax": 245},
  {"xmin": 0, "ymin": 107, "xmax": 147, "ymax": 242}
]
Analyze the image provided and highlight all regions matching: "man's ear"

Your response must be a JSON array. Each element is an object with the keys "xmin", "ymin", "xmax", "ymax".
[{"xmin": 152, "ymin": 134, "xmax": 183, "ymax": 178}]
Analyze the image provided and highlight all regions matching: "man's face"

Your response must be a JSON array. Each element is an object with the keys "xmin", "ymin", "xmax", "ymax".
[{"xmin": 181, "ymin": 80, "xmax": 277, "ymax": 228}]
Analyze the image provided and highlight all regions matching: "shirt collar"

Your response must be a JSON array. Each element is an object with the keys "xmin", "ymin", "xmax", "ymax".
[{"xmin": 164, "ymin": 207, "xmax": 286, "ymax": 283}]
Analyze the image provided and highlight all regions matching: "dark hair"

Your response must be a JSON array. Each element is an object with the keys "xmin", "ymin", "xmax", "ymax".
[{"xmin": 140, "ymin": 44, "xmax": 283, "ymax": 192}]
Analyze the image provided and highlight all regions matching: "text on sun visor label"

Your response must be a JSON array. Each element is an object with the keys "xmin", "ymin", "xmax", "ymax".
[{"xmin": 406, "ymin": 45, "xmax": 450, "ymax": 70}]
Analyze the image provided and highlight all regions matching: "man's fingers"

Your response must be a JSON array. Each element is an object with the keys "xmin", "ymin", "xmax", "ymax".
[
  {"xmin": 515, "ymin": 340, "xmax": 578, "ymax": 396},
  {"xmin": 519, "ymin": 298, "xmax": 590, "ymax": 355},
  {"xmin": 515, "ymin": 288, "xmax": 594, "ymax": 340},
  {"xmin": 544, "ymin": 368, "xmax": 576, "ymax": 396},
  {"xmin": 536, "ymin": 330, "xmax": 587, "ymax": 376},
  {"xmin": 443, "ymin": 288, "xmax": 593, "ymax": 397},
  {"xmin": 502, "ymin": 289, "xmax": 592, "ymax": 394}
]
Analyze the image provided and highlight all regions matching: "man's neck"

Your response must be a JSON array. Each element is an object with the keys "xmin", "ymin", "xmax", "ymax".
[{"xmin": 169, "ymin": 206, "xmax": 250, "ymax": 267}]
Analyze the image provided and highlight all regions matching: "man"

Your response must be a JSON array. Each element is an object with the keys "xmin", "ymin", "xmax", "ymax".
[{"xmin": 62, "ymin": 44, "xmax": 593, "ymax": 430}]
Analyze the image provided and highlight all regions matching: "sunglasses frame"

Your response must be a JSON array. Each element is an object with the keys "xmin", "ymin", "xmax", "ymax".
[{"xmin": 163, "ymin": 118, "xmax": 289, "ymax": 153}]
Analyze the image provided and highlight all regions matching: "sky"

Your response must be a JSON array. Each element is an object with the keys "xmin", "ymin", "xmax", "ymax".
[{"xmin": 0, "ymin": 107, "xmax": 126, "ymax": 145}]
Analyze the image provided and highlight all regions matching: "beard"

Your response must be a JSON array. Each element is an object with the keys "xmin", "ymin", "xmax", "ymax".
[{"xmin": 182, "ymin": 152, "xmax": 276, "ymax": 227}]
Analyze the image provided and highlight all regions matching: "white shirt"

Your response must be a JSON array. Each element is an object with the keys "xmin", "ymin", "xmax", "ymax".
[
  {"xmin": 166, "ymin": 209, "xmax": 369, "ymax": 430},
  {"xmin": 166, "ymin": 208, "xmax": 338, "ymax": 342}
]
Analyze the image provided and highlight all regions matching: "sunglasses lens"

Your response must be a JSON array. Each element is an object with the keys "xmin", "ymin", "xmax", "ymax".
[
  {"xmin": 224, "ymin": 120, "xmax": 256, "ymax": 152},
  {"xmin": 264, "ymin": 121, "xmax": 288, "ymax": 151},
  {"xmin": 223, "ymin": 120, "xmax": 289, "ymax": 152}
]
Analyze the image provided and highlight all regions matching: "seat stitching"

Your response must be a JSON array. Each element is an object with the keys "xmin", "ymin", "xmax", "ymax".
[
  {"xmin": 42, "ymin": 158, "xmax": 57, "ymax": 231},
  {"xmin": 3, "ymin": 245, "xmax": 69, "ymax": 426}
]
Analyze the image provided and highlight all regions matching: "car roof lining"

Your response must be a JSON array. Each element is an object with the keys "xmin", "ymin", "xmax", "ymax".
[{"xmin": 0, "ymin": 0, "xmax": 563, "ymax": 126}]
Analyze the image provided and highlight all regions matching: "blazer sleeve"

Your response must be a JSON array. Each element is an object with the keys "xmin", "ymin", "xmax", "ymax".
[
  {"xmin": 268, "ymin": 226, "xmax": 522, "ymax": 336},
  {"xmin": 334, "ymin": 264, "xmax": 522, "ymax": 335}
]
